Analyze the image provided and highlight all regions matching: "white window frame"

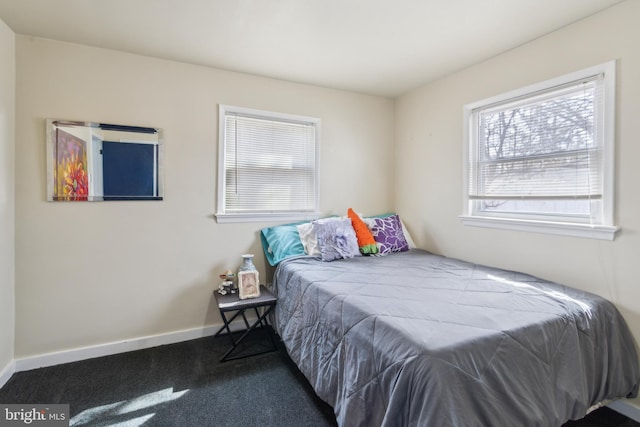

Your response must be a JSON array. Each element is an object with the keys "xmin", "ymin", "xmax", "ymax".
[
  {"xmin": 460, "ymin": 61, "xmax": 619, "ymax": 240},
  {"xmin": 216, "ymin": 105, "xmax": 320, "ymax": 223}
]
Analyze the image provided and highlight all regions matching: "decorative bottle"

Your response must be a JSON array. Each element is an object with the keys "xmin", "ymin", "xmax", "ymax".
[{"xmin": 238, "ymin": 254, "xmax": 256, "ymax": 273}]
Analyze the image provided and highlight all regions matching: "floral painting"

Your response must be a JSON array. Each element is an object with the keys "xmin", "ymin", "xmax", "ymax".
[{"xmin": 55, "ymin": 129, "xmax": 88, "ymax": 201}]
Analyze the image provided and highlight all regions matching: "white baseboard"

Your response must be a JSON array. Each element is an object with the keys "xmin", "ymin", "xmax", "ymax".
[
  {"xmin": 13, "ymin": 321, "xmax": 249, "ymax": 373},
  {"xmin": 608, "ymin": 399, "xmax": 640, "ymax": 422},
  {"xmin": 0, "ymin": 359, "xmax": 16, "ymax": 388}
]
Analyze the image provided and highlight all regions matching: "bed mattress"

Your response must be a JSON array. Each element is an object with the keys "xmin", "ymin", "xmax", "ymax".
[{"xmin": 272, "ymin": 249, "xmax": 639, "ymax": 427}]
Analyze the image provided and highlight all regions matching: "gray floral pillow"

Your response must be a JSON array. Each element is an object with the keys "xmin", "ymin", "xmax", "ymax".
[
  {"xmin": 369, "ymin": 214, "xmax": 409, "ymax": 255},
  {"xmin": 313, "ymin": 218, "xmax": 361, "ymax": 262}
]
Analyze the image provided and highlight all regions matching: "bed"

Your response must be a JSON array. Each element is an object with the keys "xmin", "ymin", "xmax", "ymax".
[{"xmin": 270, "ymin": 248, "xmax": 639, "ymax": 427}]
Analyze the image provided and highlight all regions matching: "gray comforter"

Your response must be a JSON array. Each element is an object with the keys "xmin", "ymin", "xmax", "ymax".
[{"xmin": 272, "ymin": 249, "xmax": 639, "ymax": 427}]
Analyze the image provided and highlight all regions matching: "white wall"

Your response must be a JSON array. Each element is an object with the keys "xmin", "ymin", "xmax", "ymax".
[
  {"xmin": 0, "ymin": 17, "xmax": 15, "ymax": 383},
  {"xmin": 14, "ymin": 36, "xmax": 395, "ymax": 359},
  {"xmin": 396, "ymin": 0, "xmax": 640, "ymax": 407}
]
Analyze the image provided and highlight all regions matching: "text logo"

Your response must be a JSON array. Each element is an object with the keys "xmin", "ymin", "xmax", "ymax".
[{"xmin": 1, "ymin": 405, "xmax": 69, "ymax": 427}]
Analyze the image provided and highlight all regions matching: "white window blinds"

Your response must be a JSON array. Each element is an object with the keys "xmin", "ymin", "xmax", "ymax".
[
  {"xmin": 217, "ymin": 105, "xmax": 319, "ymax": 222},
  {"xmin": 469, "ymin": 75, "xmax": 603, "ymax": 202}
]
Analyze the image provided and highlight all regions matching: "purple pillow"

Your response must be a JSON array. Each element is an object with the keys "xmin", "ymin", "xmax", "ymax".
[{"xmin": 369, "ymin": 214, "xmax": 409, "ymax": 255}]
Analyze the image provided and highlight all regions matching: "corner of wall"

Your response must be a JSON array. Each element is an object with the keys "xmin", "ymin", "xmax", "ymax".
[
  {"xmin": 0, "ymin": 15, "xmax": 16, "ymax": 383},
  {"xmin": 0, "ymin": 359, "xmax": 16, "ymax": 389}
]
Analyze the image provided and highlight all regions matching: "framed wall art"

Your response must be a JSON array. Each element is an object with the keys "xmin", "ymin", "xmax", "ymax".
[{"xmin": 46, "ymin": 119, "xmax": 164, "ymax": 201}]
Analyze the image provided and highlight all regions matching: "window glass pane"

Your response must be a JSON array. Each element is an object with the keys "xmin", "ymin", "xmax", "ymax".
[
  {"xmin": 471, "ymin": 78, "xmax": 601, "ymax": 200},
  {"xmin": 478, "ymin": 199, "xmax": 591, "ymax": 217}
]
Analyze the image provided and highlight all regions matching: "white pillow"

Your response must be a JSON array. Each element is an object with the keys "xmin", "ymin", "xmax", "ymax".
[
  {"xmin": 297, "ymin": 222, "xmax": 320, "ymax": 256},
  {"xmin": 400, "ymin": 219, "xmax": 416, "ymax": 249}
]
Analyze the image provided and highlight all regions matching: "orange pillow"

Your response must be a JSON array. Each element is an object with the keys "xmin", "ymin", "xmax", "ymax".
[{"xmin": 347, "ymin": 208, "xmax": 378, "ymax": 255}]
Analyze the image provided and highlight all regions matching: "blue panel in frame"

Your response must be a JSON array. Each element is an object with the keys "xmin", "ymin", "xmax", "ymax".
[{"xmin": 102, "ymin": 141, "xmax": 160, "ymax": 200}]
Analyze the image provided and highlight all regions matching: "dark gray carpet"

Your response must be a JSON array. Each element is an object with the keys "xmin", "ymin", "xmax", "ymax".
[{"xmin": 0, "ymin": 330, "xmax": 638, "ymax": 426}]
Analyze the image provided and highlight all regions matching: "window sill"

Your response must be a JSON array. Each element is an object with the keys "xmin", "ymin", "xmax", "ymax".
[
  {"xmin": 459, "ymin": 215, "xmax": 619, "ymax": 240},
  {"xmin": 215, "ymin": 212, "xmax": 321, "ymax": 224}
]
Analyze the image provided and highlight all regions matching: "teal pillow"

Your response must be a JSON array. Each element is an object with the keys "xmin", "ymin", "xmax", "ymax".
[
  {"xmin": 368, "ymin": 212, "xmax": 395, "ymax": 219},
  {"xmin": 260, "ymin": 221, "xmax": 308, "ymax": 266}
]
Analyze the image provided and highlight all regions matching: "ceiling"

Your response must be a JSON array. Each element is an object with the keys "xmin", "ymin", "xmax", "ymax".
[{"xmin": 0, "ymin": 0, "xmax": 625, "ymax": 97}]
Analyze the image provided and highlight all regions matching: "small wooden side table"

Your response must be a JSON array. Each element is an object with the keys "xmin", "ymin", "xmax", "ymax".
[{"xmin": 213, "ymin": 285, "xmax": 278, "ymax": 362}]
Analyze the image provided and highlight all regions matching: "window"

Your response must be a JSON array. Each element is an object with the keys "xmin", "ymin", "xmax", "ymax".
[
  {"xmin": 461, "ymin": 61, "xmax": 618, "ymax": 240},
  {"xmin": 216, "ymin": 105, "xmax": 320, "ymax": 223}
]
